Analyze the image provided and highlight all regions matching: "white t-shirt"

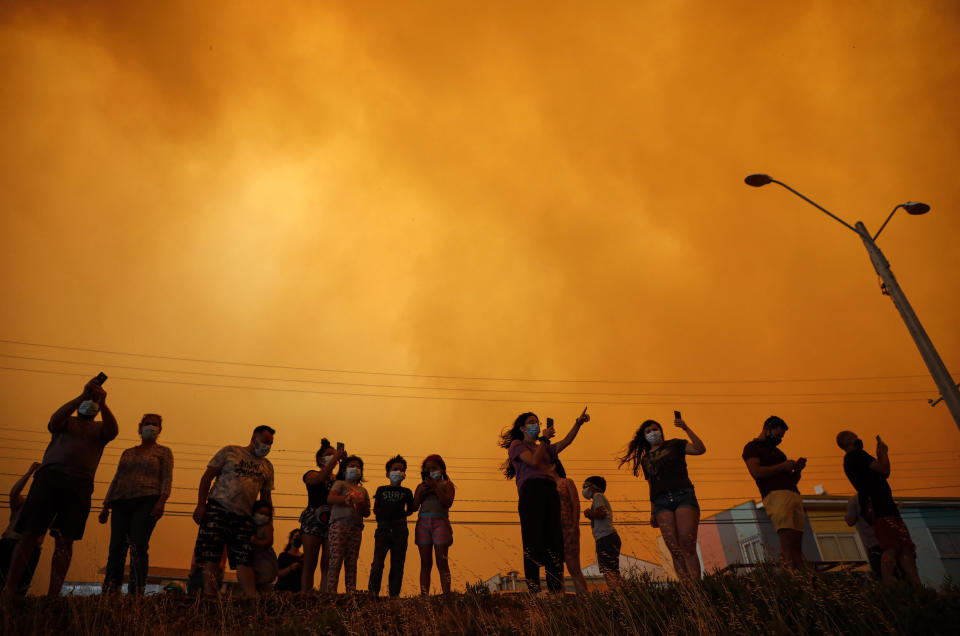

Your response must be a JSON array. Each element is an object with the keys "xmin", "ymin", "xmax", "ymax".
[
  {"xmin": 591, "ymin": 493, "xmax": 616, "ymax": 540},
  {"xmin": 207, "ymin": 445, "xmax": 275, "ymax": 516}
]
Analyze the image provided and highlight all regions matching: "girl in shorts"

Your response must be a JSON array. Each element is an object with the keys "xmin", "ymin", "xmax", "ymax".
[
  {"xmin": 300, "ymin": 439, "xmax": 345, "ymax": 592},
  {"xmin": 413, "ymin": 454, "xmax": 455, "ymax": 594},
  {"xmin": 618, "ymin": 414, "xmax": 706, "ymax": 581}
]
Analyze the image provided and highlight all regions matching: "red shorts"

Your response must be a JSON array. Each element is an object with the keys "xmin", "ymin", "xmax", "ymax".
[
  {"xmin": 873, "ymin": 515, "xmax": 916, "ymax": 554},
  {"xmin": 415, "ymin": 516, "xmax": 452, "ymax": 547}
]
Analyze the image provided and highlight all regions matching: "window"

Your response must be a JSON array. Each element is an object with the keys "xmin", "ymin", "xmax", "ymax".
[
  {"xmin": 815, "ymin": 533, "xmax": 865, "ymax": 561},
  {"xmin": 740, "ymin": 536, "xmax": 766, "ymax": 564},
  {"xmin": 931, "ymin": 531, "xmax": 960, "ymax": 558}
]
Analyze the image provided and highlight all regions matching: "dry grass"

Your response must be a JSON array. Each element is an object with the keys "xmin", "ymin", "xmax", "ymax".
[{"xmin": 2, "ymin": 567, "xmax": 958, "ymax": 635}]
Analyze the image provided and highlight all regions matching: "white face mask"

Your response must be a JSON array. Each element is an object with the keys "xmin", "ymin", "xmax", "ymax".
[
  {"xmin": 321, "ymin": 454, "xmax": 334, "ymax": 466},
  {"xmin": 78, "ymin": 400, "xmax": 100, "ymax": 418},
  {"xmin": 345, "ymin": 467, "xmax": 361, "ymax": 482},
  {"xmin": 254, "ymin": 443, "xmax": 271, "ymax": 457},
  {"xmin": 582, "ymin": 487, "xmax": 595, "ymax": 500},
  {"xmin": 140, "ymin": 424, "xmax": 160, "ymax": 442},
  {"xmin": 645, "ymin": 430, "xmax": 663, "ymax": 445},
  {"xmin": 253, "ymin": 513, "xmax": 269, "ymax": 526},
  {"xmin": 430, "ymin": 470, "xmax": 442, "ymax": 481},
  {"xmin": 389, "ymin": 471, "xmax": 405, "ymax": 485}
]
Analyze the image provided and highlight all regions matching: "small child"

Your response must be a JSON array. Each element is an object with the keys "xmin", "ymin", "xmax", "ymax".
[
  {"xmin": 250, "ymin": 501, "xmax": 279, "ymax": 594},
  {"xmin": 583, "ymin": 476, "xmax": 621, "ymax": 589},
  {"xmin": 368, "ymin": 455, "xmax": 415, "ymax": 597},
  {"xmin": 413, "ymin": 454, "xmax": 455, "ymax": 594},
  {"xmin": 325, "ymin": 455, "xmax": 371, "ymax": 593}
]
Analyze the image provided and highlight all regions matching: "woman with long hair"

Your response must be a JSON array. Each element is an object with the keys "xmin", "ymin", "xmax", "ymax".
[
  {"xmin": 499, "ymin": 408, "xmax": 589, "ymax": 593},
  {"xmin": 618, "ymin": 414, "xmax": 706, "ymax": 581},
  {"xmin": 300, "ymin": 439, "xmax": 345, "ymax": 592}
]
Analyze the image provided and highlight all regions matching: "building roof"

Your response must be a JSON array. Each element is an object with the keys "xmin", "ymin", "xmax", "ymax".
[{"xmin": 581, "ymin": 554, "xmax": 665, "ymax": 580}]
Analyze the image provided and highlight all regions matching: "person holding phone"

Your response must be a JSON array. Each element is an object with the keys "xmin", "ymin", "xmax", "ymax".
[
  {"xmin": 499, "ymin": 407, "xmax": 589, "ymax": 594},
  {"xmin": 617, "ymin": 412, "xmax": 706, "ymax": 581},
  {"xmin": 324, "ymin": 455, "xmax": 370, "ymax": 593},
  {"xmin": 2, "ymin": 377, "xmax": 118, "ymax": 598},
  {"xmin": 413, "ymin": 454, "xmax": 455, "ymax": 594},
  {"xmin": 99, "ymin": 413, "xmax": 173, "ymax": 594},
  {"xmin": 299, "ymin": 438, "xmax": 345, "ymax": 593}
]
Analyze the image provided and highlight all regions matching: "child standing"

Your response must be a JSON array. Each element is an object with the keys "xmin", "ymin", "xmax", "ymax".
[
  {"xmin": 413, "ymin": 454, "xmax": 455, "ymax": 594},
  {"xmin": 250, "ymin": 501, "xmax": 279, "ymax": 594},
  {"xmin": 551, "ymin": 460, "xmax": 588, "ymax": 594},
  {"xmin": 368, "ymin": 455, "xmax": 415, "ymax": 597},
  {"xmin": 583, "ymin": 476, "xmax": 621, "ymax": 589},
  {"xmin": 324, "ymin": 456, "xmax": 370, "ymax": 593}
]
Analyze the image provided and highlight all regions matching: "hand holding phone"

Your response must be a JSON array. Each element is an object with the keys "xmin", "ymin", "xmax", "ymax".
[
  {"xmin": 94, "ymin": 372, "xmax": 108, "ymax": 386},
  {"xmin": 674, "ymin": 410, "xmax": 685, "ymax": 428}
]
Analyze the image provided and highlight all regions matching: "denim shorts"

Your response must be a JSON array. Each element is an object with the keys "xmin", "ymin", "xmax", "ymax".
[{"xmin": 652, "ymin": 488, "xmax": 699, "ymax": 514}]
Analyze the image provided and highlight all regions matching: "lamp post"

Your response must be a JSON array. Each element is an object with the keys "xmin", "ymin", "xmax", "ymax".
[{"xmin": 744, "ymin": 173, "xmax": 960, "ymax": 430}]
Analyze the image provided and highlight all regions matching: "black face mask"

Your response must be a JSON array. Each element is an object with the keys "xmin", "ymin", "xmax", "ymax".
[{"xmin": 853, "ymin": 439, "xmax": 864, "ymax": 452}]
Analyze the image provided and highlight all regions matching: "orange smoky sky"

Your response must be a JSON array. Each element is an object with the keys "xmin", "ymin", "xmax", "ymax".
[{"xmin": 1, "ymin": 1, "xmax": 959, "ymax": 595}]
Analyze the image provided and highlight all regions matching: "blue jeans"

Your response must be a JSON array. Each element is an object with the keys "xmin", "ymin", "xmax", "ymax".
[
  {"xmin": 652, "ymin": 488, "xmax": 699, "ymax": 514},
  {"xmin": 103, "ymin": 495, "xmax": 159, "ymax": 594}
]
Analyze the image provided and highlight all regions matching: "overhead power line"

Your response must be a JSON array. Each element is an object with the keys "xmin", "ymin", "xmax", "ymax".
[
  {"xmin": 0, "ymin": 366, "xmax": 927, "ymax": 407},
  {"xmin": 0, "ymin": 338, "xmax": 937, "ymax": 385},
  {"xmin": 0, "ymin": 353, "xmax": 934, "ymax": 399}
]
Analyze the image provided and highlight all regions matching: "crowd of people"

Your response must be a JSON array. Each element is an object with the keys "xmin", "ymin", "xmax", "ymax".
[{"xmin": 0, "ymin": 377, "xmax": 924, "ymax": 598}]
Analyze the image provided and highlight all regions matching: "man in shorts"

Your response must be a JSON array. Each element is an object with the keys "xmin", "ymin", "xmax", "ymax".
[
  {"xmin": 2, "ymin": 379, "xmax": 118, "ymax": 597},
  {"xmin": 192, "ymin": 425, "xmax": 275, "ymax": 596},
  {"xmin": 742, "ymin": 416, "xmax": 807, "ymax": 569},
  {"xmin": 837, "ymin": 431, "xmax": 920, "ymax": 585}
]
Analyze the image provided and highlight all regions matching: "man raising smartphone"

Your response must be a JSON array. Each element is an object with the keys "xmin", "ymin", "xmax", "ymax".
[{"xmin": 2, "ymin": 378, "xmax": 118, "ymax": 597}]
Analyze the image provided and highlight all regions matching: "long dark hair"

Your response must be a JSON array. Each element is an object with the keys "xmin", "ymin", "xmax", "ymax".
[
  {"xmin": 500, "ymin": 412, "xmax": 537, "ymax": 479},
  {"xmin": 421, "ymin": 454, "xmax": 449, "ymax": 480},
  {"xmin": 283, "ymin": 528, "xmax": 302, "ymax": 552},
  {"xmin": 617, "ymin": 420, "xmax": 662, "ymax": 479}
]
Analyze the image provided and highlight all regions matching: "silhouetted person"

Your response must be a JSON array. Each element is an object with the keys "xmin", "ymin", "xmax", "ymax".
[
  {"xmin": 0, "ymin": 462, "xmax": 44, "ymax": 595},
  {"xmin": 2, "ymin": 378, "xmax": 118, "ymax": 598},
  {"xmin": 99, "ymin": 413, "xmax": 173, "ymax": 594},
  {"xmin": 368, "ymin": 455, "xmax": 414, "ymax": 598},
  {"xmin": 845, "ymin": 494, "xmax": 883, "ymax": 579},
  {"xmin": 192, "ymin": 425, "xmax": 275, "ymax": 597},
  {"xmin": 837, "ymin": 431, "xmax": 921, "ymax": 585},
  {"xmin": 742, "ymin": 416, "xmax": 807, "ymax": 569},
  {"xmin": 618, "ymin": 414, "xmax": 707, "ymax": 581}
]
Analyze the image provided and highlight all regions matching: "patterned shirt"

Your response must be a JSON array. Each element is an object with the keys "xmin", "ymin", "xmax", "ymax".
[
  {"xmin": 104, "ymin": 444, "xmax": 174, "ymax": 504},
  {"xmin": 207, "ymin": 445, "xmax": 275, "ymax": 516}
]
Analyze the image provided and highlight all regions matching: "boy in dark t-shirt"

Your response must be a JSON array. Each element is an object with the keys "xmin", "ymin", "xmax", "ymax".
[
  {"xmin": 836, "ymin": 431, "xmax": 920, "ymax": 585},
  {"xmin": 367, "ymin": 455, "xmax": 415, "ymax": 597}
]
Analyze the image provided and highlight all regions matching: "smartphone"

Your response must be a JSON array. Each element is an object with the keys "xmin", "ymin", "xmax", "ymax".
[
  {"xmin": 94, "ymin": 372, "xmax": 108, "ymax": 386},
  {"xmin": 336, "ymin": 442, "xmax": 344, "ymax": 452},
  {"xmin": 546, "ymin": 417, "xmax": 554, "ymax": 428},
  {"xmin": 673, "ymin": 410, "xmax": 682, "ymax": 421}
]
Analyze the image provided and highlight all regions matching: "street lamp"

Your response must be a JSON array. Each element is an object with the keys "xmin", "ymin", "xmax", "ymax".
[{"xmin": 744, "ymin": 173, "xmax": 960, "ymax": 430}]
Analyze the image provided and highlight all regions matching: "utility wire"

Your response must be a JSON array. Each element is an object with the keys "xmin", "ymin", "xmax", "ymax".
[{"xmin": 0, "ymin": 338, "xmax": 938, "ymax": 385}]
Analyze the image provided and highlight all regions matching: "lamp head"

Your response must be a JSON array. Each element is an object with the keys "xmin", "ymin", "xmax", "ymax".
[
  {"xmin": 902, "ymin": 201, "xmax": 930, "ymax": 215},
  {"xmin": 744, "ymin": 173, "xmax": 773, "ymax": 187}
]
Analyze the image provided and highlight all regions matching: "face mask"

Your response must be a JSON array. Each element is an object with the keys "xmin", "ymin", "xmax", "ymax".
[
  {"xmin": 293, "ymin": 537, "xmax": 302, "ymax": 549},
  {"xmin": 582, "ymin": 487, "xmax": 594, "ymax": 500},
  {"xmin": 253, "ymin": 513, "xmax": 269, "ymax": 526},
  {"xmin": 345, "ymin": 467, "xmax": 361, "ymax": 482},
  {"xmin": 254, "ymin": 443, "xmax": 271, "ymax": 457},
  {"xmin": 321, "ymin": 454, "xmax": 334, "ymax": 466},
  {"xmin": 140, "ymin": 424, "xmax": 160, "ymax": 442},
  {"xmin": 525, "ymin": 424, "xmax": 540, "ymax": 437},
  {"xmin": 766, "ymin": 434, "xmax": 782, "ymax": 447},
  {"xmin": 389, "ymin": 471, "xmax": 405, "ymax": 485},
  {"xmin": 645, "ymin": 430, "xmax": 662, "ymax": 445},
  {"xmin": 78, "ymin": 400, "xmax": 100, "ymax": 418},
  {"xmin": 430, "ymin": 470, "xmax": 442, "ymax": 481},
  {"xmin": 854, "ymin": 439, "xmax": 864, "ymax": 451}
]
